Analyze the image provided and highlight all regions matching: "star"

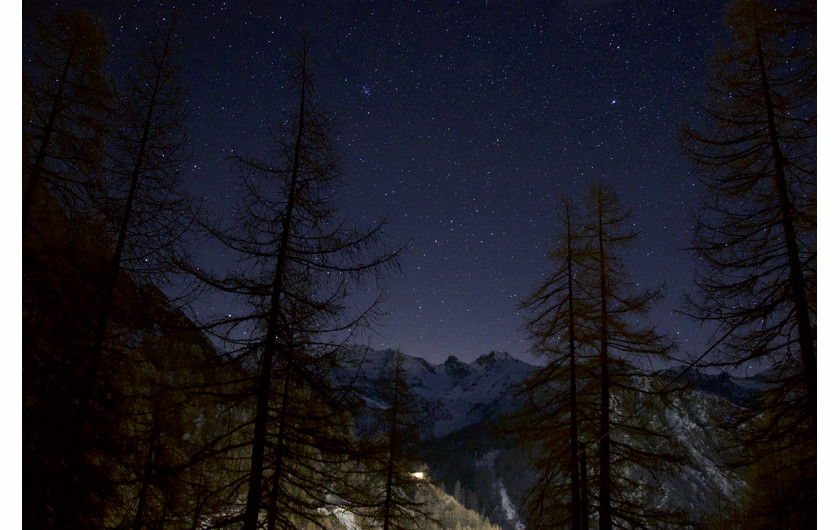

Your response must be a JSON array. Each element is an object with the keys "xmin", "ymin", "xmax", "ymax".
[{"xmin": 26, "ymin": 0, "xmax": 732, "ymax": 364}]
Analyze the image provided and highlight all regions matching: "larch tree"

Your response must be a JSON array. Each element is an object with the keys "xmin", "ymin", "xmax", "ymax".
[
  {"xmin": 22, "ymin": 11, "xmax": 110, "ymax": 512},
  {"xmin": 583, "ymin": 182, "xmax": 682, "ymax": 529},
  {"xmin": 190, "ymin": 41, "xmax": 401, "ymax": 530},
  {"xmin": 517, "ymin": 184, "xmax": 684, "ymax": 529},
  {"xmin": 43, "ymin": 10, "xmax": 193, "ymax": 528},
  {"xmin": 516, "ymin": 196, "xmax": 594, "ymax": 530},
  {"xmin": 23, "ymin": 17, "xmax": 115, "ymax": 483},
  {"xmin": 368, "ymin": 350, "xmax": 433, "ymax": 530},
  {"xmin": 680, "ymin": 0, "xmax": 816, "ymax": 525}
]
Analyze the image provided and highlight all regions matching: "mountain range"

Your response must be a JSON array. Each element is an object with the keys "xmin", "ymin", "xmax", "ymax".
[
  {"xmin": 336, "ymin": 346, "xmax": 761, "ymax": 530},
  {"xmin": 337, "ymin": 347, "xmax": 533, "ymax": 440}
]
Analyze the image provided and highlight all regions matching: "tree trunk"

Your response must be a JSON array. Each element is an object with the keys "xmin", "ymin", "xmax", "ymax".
[
  {"xmin": 242, "ymin": 47, "xmax": 308, "ymax": 530},
  {"xmin": 755, "ymin": 30, "xmax": 817, "ymax": 432},
  {"xmin": 266, "ymin": 367, "xmax": 292, "ymax": 530},
  {"xmin": 383, "ymin": 358, "xmax": 402, "ymax": 530},
  {"xmin": 133, "ymin": 408, "xmax": 161, "ymax": 530},
  {"xmin": 596, "ymin": 202, "xmax": 611, "ymax": 530},
  {"xmin": 189, "ymin": 460, "xmax": 205, "ymax": 530},
  {"xmin": 565, "ymin": 203, "xmax": 581, "ymax": 530},
  {"xmin": 581, "ymin": 444, "xmax": 589, "ymax": 530}
]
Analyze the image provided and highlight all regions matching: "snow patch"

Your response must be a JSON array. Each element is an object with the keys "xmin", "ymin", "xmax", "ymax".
[
  {"xmin": 496, "ymin": 478, "xmax": 524, "ymax": 530},
  {"xmin": 321, "ymin": 507, "xmax": 362, "ymax": 530}
]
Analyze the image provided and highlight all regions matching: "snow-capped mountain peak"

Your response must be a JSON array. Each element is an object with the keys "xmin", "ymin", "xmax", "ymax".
[
  {"xmin": 338, "ymin": 347, "xmax": 533, "ymax": 439},
  {"xmin": 472, "ymin": 350, "xmax": 515, "ymax": 368}
]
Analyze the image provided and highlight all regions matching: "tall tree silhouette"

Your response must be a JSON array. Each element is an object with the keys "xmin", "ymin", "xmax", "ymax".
[
  {"xmin": 369, "ymin": 351, "xmax": 433, "ymax": 530},
  {"xmin": 680, "ymin": 0, "xmax": 816, "ymax": 524},
  {"xmin": 516, "ymin": 196, "xmax": 593, "ymax": 530},
  {"xmin": 191, "ymin": 41, "xmax": 401, "ymax": 529},
  {"xmin": 42, "ymin": 11, "xmax": 192, "ymax": 527},
  {"xmin": 517, "ymin": 184, "xmax": 683, "ymax": 529},
  {"xmin": 583, "ymin": 182, "xmax": 681, "ymax": 529}
]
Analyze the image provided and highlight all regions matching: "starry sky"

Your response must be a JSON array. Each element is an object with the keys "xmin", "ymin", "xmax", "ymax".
[{"xmin": 24, "ymin": 0, "xmax": 736, "ymax": 365}]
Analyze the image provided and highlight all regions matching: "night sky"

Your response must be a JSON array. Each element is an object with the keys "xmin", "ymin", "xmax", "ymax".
[{"xmin": 23, "ymin": 0, "xmax": 737, "ymax": 365}]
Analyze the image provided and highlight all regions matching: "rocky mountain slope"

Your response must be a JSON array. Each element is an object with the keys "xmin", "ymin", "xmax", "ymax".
[
  {"xmin": 338, "ymin": 347, "xmax": 534, "ymax": 439},
  {"xmin": 338, "ymin": 346, "xmax": 759, "ymax": 529}
]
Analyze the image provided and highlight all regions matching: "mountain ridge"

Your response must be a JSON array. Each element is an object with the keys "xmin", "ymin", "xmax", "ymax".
[
  {"xmin": 339, "ymin": 345, "xmax": 763, "ymax": 530},
  {"xmin": 337, "ymin": 346, "xmax": 534, "ymax": 439}
]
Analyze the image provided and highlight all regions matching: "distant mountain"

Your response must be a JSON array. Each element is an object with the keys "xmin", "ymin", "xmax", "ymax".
[
  {"xmin": 338, "ymin": 346, "xmax": 764, "ymax": 530},
  {"xmin": 337, "ymin": 347, "xmax": 535, "ymax": 439},
  {"xmin": 659, "ymin": 366, "xmax": 763, "ymax": 406},
  {"xmin": 329, "ymin": 347, "xmax": 534, "ymax": 529}
]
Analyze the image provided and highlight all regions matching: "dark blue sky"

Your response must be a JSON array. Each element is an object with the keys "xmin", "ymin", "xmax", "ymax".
[{"xmin": 25, "ymin": 0, "xmax": 733, "ymax": 364}]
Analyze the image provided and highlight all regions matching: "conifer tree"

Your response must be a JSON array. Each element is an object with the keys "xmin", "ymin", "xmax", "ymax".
[
  {"xmin": 517, "ymin": 184, "xmax": 683, "ymax": 529},
  {"xmin": 680, "ymin": 0, "xmax": 816, "ymax": 524},
  {"xmin": 74, "ymin": 6, "xmax": 188, "ymax": 438},
  {"xmin": 370, "ymin": 351, "xmax": 433, "ymax": 530},
  {"xmin": 516, "ymin": 196, "xmax": 593, "ymax": 530},
  {"xmin": 23, "ymin": 21, "xmax": 114, "ymax": 504},
  {"xmin": 585, "ymin": 182, "xmax": 681, "ymax": 529},
  {"xmin": 23, "ymin": 10, "xmax": 194, "ymax": 527},
  {"xmin": 190, "ymin": 41, "xmax": 401, "ymax": 529}
]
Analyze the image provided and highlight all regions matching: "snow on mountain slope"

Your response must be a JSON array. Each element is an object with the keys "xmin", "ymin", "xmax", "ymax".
[
  {"xmin": 338, "ymin": 346, "xmax": 764, "ymax": 528},
  {"xmin": 338, "ymin": 347, "xmax": 534, "ymax": 439}
]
